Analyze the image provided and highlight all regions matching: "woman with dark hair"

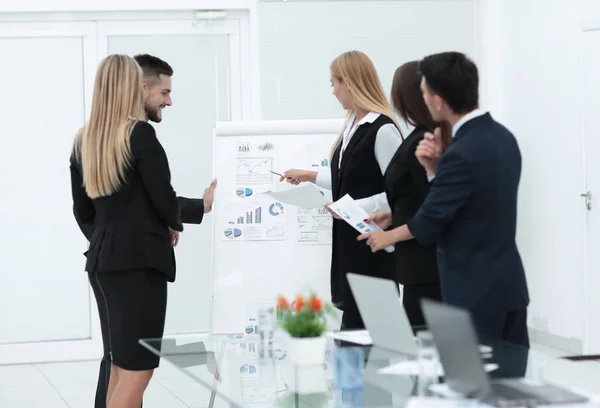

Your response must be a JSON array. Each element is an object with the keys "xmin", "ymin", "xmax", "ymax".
[{"xmin": 364, "ymin": 61, "xmax": 451, "ymax": 326}]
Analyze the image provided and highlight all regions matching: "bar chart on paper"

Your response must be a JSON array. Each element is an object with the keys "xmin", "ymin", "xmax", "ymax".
[
  {"xmin": 235, "ymin": 207, "xmax": 263, "ymax": 224},
  {"xmin": 222, "ymin": 201, "xmax": 287, "ymax": 241},
  {"xmin": 312, "ymin": 158, "xmax": 329, "ymax": 167}
]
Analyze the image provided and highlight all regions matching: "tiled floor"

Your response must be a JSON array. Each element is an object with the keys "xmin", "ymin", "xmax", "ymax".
[
  {"xmin": 1, "ymin": 344, "xmax": 599, "ymax": 407},
  {"xmin": 0, "ymin": 360, "xmax": 225, "ymax": 408}
]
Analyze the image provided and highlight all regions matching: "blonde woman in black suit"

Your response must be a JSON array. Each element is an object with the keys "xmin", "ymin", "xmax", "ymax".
[{"xmin": 70, "ymin": 55, "xmax": 181, "ymax": 407}]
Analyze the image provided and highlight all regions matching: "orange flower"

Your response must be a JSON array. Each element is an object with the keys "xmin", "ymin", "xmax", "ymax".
[
  {"xmin": 294, "ymin": 295, "xmax": 305, "ymax": 311},
  {"xmin": 308, "ymin": 296, "xmax": 323, "ymax": 313},
  {"xmin": 277, "ymin": 296, "xmax": 290, "ymax": 311}
]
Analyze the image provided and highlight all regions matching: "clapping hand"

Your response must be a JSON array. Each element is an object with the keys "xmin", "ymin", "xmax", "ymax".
[{"xmin": 416, "ymin": 127, "xmax": 442, "ymax": 176}]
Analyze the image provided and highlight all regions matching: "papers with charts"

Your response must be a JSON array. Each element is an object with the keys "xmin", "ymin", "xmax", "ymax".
[{"xmin": 327, "ymin": 194, "xmax": 394, "ymax": 253}]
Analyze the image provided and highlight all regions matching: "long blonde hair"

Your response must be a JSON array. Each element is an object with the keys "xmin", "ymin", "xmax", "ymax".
[
  {"xmin": 74, "ymin": 54, "xmax": 144, "ymax": 199},
  {"xmin": 329, "ymin": 51, "xmax": 403, "ymax": 158}
]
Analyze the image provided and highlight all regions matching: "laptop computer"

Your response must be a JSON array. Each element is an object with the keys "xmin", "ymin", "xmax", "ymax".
[
  {"xmin": 420, "ymin": 298, "xmax": 588, "ymax": 406},
  {"xmin": 347, "ymin": 273, "xmax": 418, "ymax": 357}
]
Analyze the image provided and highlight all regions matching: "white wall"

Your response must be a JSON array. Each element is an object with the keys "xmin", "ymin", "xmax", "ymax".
[
  {"xmin": 258, "ymin": 0, "xmax": 477, "ymax": 123},
  {"xmin": 479, "ymin": 0, "xmax": 600, "ymax": 351},
  {"xmin": 0, "ymin": 0, "xmax": 254, "ymax": 12},
  {"xmin": 475, "ymin": 0, "xmax": 505, "ymax": 119}
]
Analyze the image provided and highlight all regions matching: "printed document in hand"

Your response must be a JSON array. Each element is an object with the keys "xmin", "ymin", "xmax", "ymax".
[
  {"xmin": 265, "ymin": 183, "xmax": 328, "ymax": 209},
  {"xmin": 327, "ymin": 194, "xmax": 394, "ymax": 253}
]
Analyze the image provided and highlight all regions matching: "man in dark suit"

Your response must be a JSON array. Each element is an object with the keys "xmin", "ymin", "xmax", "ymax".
[
  {"xmin": 360, "ymin": 52, "xmax": 530, "ymax": 347},
  {"xmin": 85, "ymin": 54, "xmax": 217, "ymax": 408}
]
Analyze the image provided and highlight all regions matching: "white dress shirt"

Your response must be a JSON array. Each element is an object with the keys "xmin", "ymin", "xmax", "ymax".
[
  {"xmin": 315, "ymin": 112, "xmax": 402, "ymax": 213},
  {"xmin": 427, "ymin": 108, "xmax": 487, "ymax": 182}
]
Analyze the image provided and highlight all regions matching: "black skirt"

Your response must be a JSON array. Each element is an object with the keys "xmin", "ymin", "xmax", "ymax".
[{"xmin": 89, "ymin": 268, "xmax": 167, "ymax": 371}]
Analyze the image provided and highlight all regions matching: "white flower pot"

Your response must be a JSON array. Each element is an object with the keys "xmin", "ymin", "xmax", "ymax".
[{"xmin": 286, "ymin": 336, "xmax": 327, "ymax": 366}]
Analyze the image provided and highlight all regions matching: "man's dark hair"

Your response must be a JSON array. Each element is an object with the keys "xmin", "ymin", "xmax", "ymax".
[
  {"xmin": 133, "ymin": 54, "xmax": 174, "ymax": 83},
  {"xmin": 418, "ymin": 52, "xmax": 478, "ymax": 114}
]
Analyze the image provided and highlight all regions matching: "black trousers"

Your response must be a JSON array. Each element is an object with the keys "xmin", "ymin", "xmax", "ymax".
[
  {"xmin": 402, "ymin": 282, "xmax": 443, "ymax": 327},
  {"xmin": 339, "ymin": 281, "xmax": 365, "ymax": 330},
  {"xmin": 340, "ymin": 281, "xmax": 433, "ymax": 330},
  {"xmin": 471, "ymin": 308, "xmax": 530, "ymax": 378},
  {"xmin": 340, "ymin": 304, "xmax": 365, "ymax": 330},
  {"xmin": 471, "ymin": 308, "xmax": 530, "ymax": 347}
]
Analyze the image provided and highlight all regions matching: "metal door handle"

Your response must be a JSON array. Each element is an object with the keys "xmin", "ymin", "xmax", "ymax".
[{"xmin": 581, "ymin": 191, "xmax": 592, "ymax": 210}]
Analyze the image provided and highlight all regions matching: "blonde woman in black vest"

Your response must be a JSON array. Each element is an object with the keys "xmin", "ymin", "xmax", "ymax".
[{"xmin": 281, "ymin": 51, "xmax": 403, "ymax": 329}]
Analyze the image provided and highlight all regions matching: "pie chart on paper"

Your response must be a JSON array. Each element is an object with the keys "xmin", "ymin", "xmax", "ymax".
[
  {"xmin": 224, "ymin": 228, "xmax": 242, "ymax": 239},
  {"xmin": 240, "ymin": 364, "xmax": 257, "ymax": 374},
  {"xmin": 269, "ymin": 202, "xmax": 284, "ymax": 216},
  {"xmin": 236, "ymin": 187, "xmax": 253, "ymax": 198}
]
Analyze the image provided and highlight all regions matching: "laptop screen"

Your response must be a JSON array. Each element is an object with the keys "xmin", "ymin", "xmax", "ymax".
[
  {"xmin": 420, "ymin": 299, "xmax": 493, "ymax": 399},
  {"xmin": 347, "ymin": 273, "xmax": 417, "ymax": 356}
]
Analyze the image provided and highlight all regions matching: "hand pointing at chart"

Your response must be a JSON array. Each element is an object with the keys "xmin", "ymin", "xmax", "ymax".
[{"xmin": 280, "ymin": 169, "xmax": 317, "ymax": 185}]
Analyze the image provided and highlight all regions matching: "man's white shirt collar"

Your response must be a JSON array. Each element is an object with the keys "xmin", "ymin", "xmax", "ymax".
[{"xmin": 452, "ymin": 108, "xmax": 487, "ymax": 137}]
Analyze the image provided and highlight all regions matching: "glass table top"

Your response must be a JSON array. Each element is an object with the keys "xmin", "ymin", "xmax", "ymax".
[{"xmin": 139, "ymin": 331, "xmax": 596, "ymax": 408}]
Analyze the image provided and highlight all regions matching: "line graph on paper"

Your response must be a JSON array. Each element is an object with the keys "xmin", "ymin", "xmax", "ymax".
[
  {"xmin": 236, "ymin": 157, "xmax": 273, "ymax": 184},
  {"xmin": 265, "ymin": 222, "xmax": 287, "ymax": 238}
]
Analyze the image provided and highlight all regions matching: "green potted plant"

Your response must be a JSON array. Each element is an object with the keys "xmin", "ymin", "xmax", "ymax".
[{"xmin": 276, "ymin": 293, "xmax": 335, "ymax": 365}]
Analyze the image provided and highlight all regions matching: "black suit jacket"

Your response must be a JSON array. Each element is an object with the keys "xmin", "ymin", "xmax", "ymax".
[
  {"xmin": 70, "ymin": 121, "xmax": 186, "ymax": 282},
  {"xmin": 384, "ymin": 128, "xmax": 439, "ymax": 285},
  {"xmin": 407, "ymin": 113, "xmax": 530, "ymax": 315},
  {"xmin": 76, "ymin": 197, "xmax": 205, "ymax": 240}
]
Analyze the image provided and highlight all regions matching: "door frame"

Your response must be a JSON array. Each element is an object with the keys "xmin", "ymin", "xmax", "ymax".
[
  {"xmin": 96, "ymin": 17, "xmax": 246, "ymax": 121},
  {"xmin": 580, "ymin": 19, "xmax": 600, "ymax": 354},
  {"xmin": 0, "ymin": 21, "xmax": 101, "ymax": 365},
  {"xmin": 0, "ymin": 9, "xmax": 257, "ymax": 121}
]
